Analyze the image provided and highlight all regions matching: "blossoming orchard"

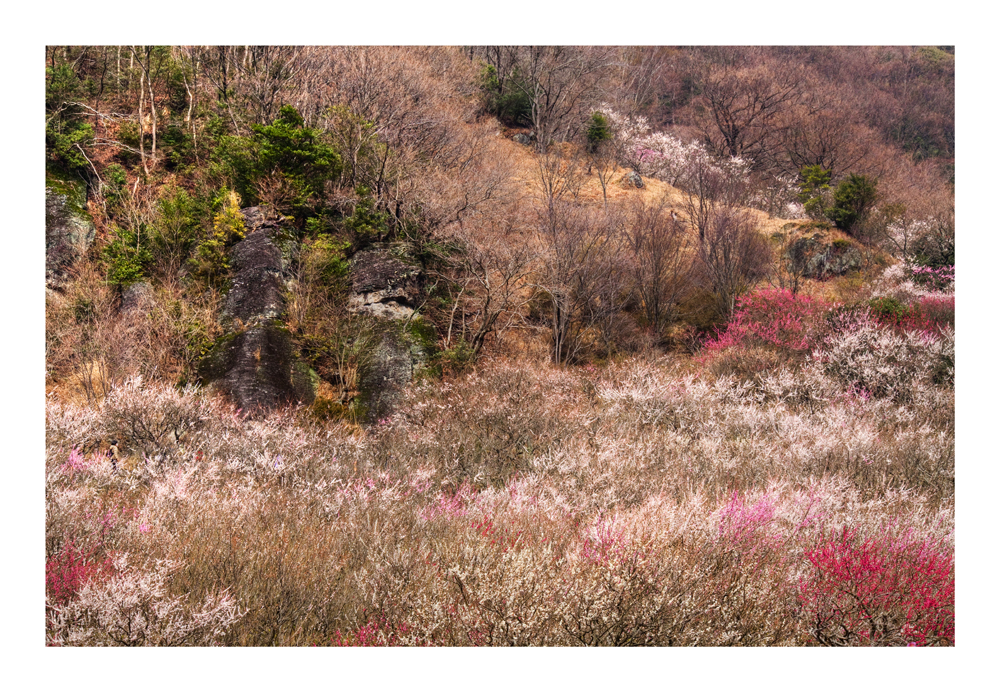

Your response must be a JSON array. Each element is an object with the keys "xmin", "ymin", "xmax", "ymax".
[{"xmin": 45, "ymin": 45, "xmax": 954, "ymax": 647}]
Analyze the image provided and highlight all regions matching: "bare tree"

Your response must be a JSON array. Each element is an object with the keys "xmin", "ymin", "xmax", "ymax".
[
  {"xmin": 442, "ymin": 220, "xmax": 533, "ymax": 358},
  {"xmin": 534, "ymin": 145, "xmax": 584, "ymax": 211},
  {"xmin": 767, "ymin": 233, "xmax": 808, "ymax": 296},
  {"xmin": 694, "ymin": 50, "xmax": 802, "ymax": 171},
  {"xmin": 504, "ymin": 46, "xmax": 616, "ymax": 153},
  {"xmin": 624, "ymin": 196, "xmax": 694, "ymax": 333},
  {"xmin": 130, "ymin": 46, "xmax": 160, "ymax": 174},
  {"xmin": 696, "ymin": 207, "xmax": 772, "ymax": 317},
  {"xmin": 532, "ymin": 201, "xmax": 628, "ymax": 364},
  {"xmin": 232, "ymin": 46, "xmax": 303, "ymax": 125},
  {"xmin": 777, "ymin": 84, "xmax": 883, "ymax": 181},
  {"xmin": 683, "ymin": 153, "xmax": 750, "ymax": 243}
]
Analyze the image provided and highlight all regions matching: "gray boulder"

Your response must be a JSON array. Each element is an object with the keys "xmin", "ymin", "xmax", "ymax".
[
  {"xmin": 512, "ymin": 133, "xmax": 532, "ymax": 146},
  {"xmin": 46, "ymin": 180, "xmax": 95, "ymax": 287},
  {"xmin": 625, "ymin": 171, "xmax": 644, "ymax": 188},
  {"xmin": 348, "ymin": 247, "xmax": 422, "ymax": 319},
  {"xmin": 356, "ymin": 318, "xmax": 436, "ymax": 424},
  {"xmin": 788, "ymin": 234, "xmax": 863, "ymax": 279}
]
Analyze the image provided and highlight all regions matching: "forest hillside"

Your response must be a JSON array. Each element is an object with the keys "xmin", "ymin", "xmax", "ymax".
[{"xmin": 44, "ymin": 46, "xmax": 955, "ymax": 648}]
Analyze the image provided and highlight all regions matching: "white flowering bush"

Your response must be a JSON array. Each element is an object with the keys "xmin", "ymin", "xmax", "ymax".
[
  {"xmin": 100, "ymin": 376, "xmax": 211, "ymax": 465},
  {"xmin": 47, "ymin": 554, "xmax": 243, "ymax": 646},
  {"xmin": 600, "ymin": 105, "xmax": 750, "ymax": 194},
  {"xmin": 809, "ymin": 311, "xmax": 949, "ymax": 400}
]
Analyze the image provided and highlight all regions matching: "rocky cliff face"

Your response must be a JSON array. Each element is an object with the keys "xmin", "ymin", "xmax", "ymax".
[
  {"xmin": 200, "ymin": 214, "xmax": 436, "ymax": 422},
  {"xmin": 46, "ymin": 179, "xmax": 95, "ymax": 289},
  {"xmin": 200, "ymin": 208, "xmax": 314, "ymax": 416},
  {"xmin": 348, "ymin": 247, "xmax": 422, "ymax": 320}
]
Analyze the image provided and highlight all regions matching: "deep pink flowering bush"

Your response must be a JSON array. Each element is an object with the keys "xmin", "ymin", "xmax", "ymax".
[
  {"xmin": 60, "ymin": 448, "xmax": 91, "ymax": 474},
  {"xmin": 46, "ymin": 542, "xmax": 116, "ymax": 606},
  {"xmin": 700, "ymin": 289, "xmax": 835, "ymax": 371},
  {"xmin": 865, "ymin": 295, "xmax": 954, "ymax": 337},
  {"xmin": 798, "ymin": 527, "xmax": 954, "ymax": 646},
  {"xmin": 916, "ymin": 295, "xmax": 955, "ymax": 329}
]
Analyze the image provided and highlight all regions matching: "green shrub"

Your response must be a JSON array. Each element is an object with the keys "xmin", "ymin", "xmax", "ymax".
[
  {"xmin": 187, "ymin": 190, "xmax": 245, "ymax": 288},
  {"xmin": 45, "ymin": 64, "xmax": 95, "ymax": 177},
  {"xmin": 213, "ymin": 105, "xmax": 342, "ymax": 217},
  {"xmin": 796, "ymin": 165, "xmax": 832, "ymax": 221},
  {"xmin": 103, "ymin": 225, "xmax": 154, "ymax": 288},
  {"xmin": 344, "ymin": 187, "xmax": 391, "ymax": 246},
  {"xmin": 435, "ymin": 340, "xmax": 475, "ymax": 375},
  {"xmin": 160, "ymin": 124, "xmax": 193, "ymax": 170},
  {"xmin": 312, "ymin": 397, "xmax": 351, "ymax": 422},
  {"xmin": 586, "ymin": 112, "xmax": 613, "ymax": 153},
  {"xmin": 827, "ymin": 174, "xmax": 878, "ymax": 236},
  {"xmin": 300, "ymin": 234, "xmax": 351, "ymax": 290},
  {"xmin": 477, "ymin": 64, "xmax": 532, "ymax": 127},
  {"xmin": 102, "ymin": 164, "xmax": 129, "ymax": 210},
  {"xmin": 867, "ymin": 296, "xmax": 909, "ymax": 322}
]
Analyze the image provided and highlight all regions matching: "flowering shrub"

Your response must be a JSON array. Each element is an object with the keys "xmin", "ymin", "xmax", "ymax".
[
  {"xmin": 45, "ymin": 354, "xmax": 953, "ymax": 646},
  {"xmin": 866, "ymin": 295, "xmax": 954, "ymax": 336},
  {"xmin": 331, "ymin": 615, "xmax": 410, "ymax": 646},
  {"xmin": 870, "ymin": 262, "xmax": 954, "ymax": 308},
  {"xmin": 910, "ymin": 265, "xmax": 955, "ymax": 293},
  {"xmin": 601, "ymin": 105, "xmax": 750, "ymax": 193},
  {"xmin": 47, "ymin": 554, "xmax": 242, "ymax": 646},
  {"xmin": 917, "ymin": 295, "xmax": 955, "ymax": 328},
  {"xmin": 703, "ymin": 289, "xmax": 835, "ymax": 356},
  {"xmin": 798, "ymin": 527, "xmax": 954, "ymax": 646},
  {"xmin": 100, "ymin": 376, "xmax": 209, "ymax": 464},
  {"xmin": 46, "ymin": 541, "xmax": 116, "ymax": 606},
  {"xmin": 811, "ymin": 310, "xmax": 950, "ymax": 400}
]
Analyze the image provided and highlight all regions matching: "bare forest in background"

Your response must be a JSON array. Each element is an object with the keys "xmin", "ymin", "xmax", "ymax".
[{"xmin": 45, "ymin": 46, "xmax": 954, "ymax": 647}]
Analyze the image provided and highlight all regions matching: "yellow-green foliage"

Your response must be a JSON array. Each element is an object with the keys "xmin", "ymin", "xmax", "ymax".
[
  {"xmin": 189, "ymin": 191, "xmax": 246, "ymax": 288},
  {"xmin": 213, "ymin": 190, "xmax": 246, "ymax": 243}
]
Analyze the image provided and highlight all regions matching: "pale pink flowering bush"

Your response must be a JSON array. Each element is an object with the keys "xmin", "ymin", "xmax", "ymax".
[
  {"xmin": 600, "ymin": 105, "xmax": 751, "ymax": 193},
  {"xmin": 869, "ymin": 261, "xmax": 955, "ymax": 305},
  {"xmin": 46, "ymin": 348, "xmax": 953, "ymax": 645}
]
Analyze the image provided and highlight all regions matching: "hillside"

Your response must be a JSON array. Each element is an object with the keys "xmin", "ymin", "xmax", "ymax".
[{"xmin": 44, "ymin": 46, "xmax": 954, "ymax": 648}]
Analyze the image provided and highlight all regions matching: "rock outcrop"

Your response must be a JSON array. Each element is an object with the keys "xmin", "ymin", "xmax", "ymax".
[
  {"xmin": 788, "ymin": 233, "xmax": 863, "ymax": 279},
  {"xmin": 345, "ymin": 245, "xmax": 435, "ymax": 423},
  {"xmin": 200, "ymin": 208, "xmax": 314, "ymax": 416},
  {"xmin": 624, "ymin": 170, "xmax": 644, "ymax": 188},
  {"xmin": 46, "ymin": 179, "xmax": 95, "ymax": 289},
  {"xmin": 348, "ymin": 247, "xmax": 421, "ymax": 320}
]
